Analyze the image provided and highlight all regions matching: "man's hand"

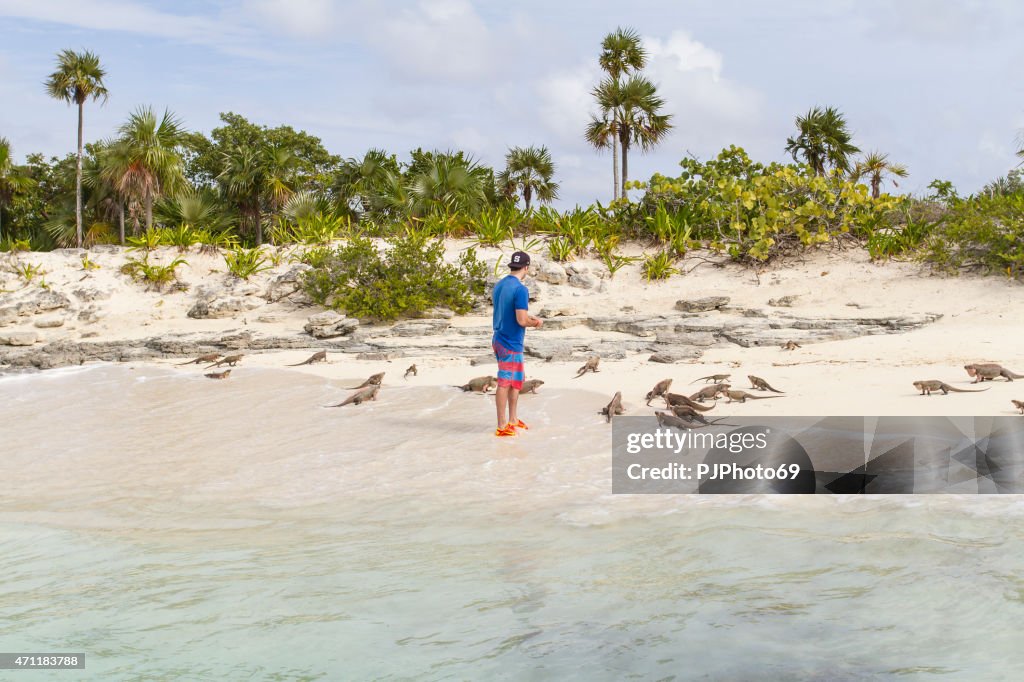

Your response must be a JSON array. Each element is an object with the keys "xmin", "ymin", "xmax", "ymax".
[{"xmin": 533, "ymin": 317, "xmax": 543, "ymax": 329}]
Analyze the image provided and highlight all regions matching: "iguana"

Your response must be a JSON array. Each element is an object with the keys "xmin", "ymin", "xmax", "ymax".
[
  {"xmin": 913, "ymin": 380, "xmax": 989, "ymax": 396},
  {"xmin": 748, "ymin": 375, "xmax": 784, "ymax": 393},
  {"xmin": 964, "ymin": 363, "xmax": 1024, "ymax": 383}
]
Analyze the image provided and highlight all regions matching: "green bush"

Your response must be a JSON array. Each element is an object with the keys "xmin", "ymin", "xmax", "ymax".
[
  {"xmin": 224, "ymin": 246, "xmax": 272, "ymax": 279},
  {"xmin": 635, "ymin": 146, "xmax": 900, "ymax": 262},
  {"xmin": 121, "ymin": 254, "xmax": 187, "ymax": 291},
  {"xmin": 301, "ymin": 233, "xmax": 487, "ymax": 321},
  {"xmin": 921, "ymin": 192, "xmax": 1024, "ymax": 278}
]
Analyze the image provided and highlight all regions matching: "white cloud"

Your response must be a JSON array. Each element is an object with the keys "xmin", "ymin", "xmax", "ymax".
[
  {"xmin": 244, "ymin": 0, "xmax": 340, "ymax": 39},
  {"xmin": 375, "ymin": 0, "xmax": 496, "ymax": 82},
  {"xmin": 537, "ymin": 31, "xmax": 765, "ymax": 155}
]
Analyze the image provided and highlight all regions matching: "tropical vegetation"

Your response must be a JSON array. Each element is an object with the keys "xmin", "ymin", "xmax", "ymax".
[{"xmin": 0, "ymin": 33, "xmax": 1021, "ymax": 320}]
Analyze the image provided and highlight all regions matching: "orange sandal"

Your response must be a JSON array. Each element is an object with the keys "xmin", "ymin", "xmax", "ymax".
[
  {"xmin": 512, "ymin": 419, "xmax": 529, "ymax": 430},
  {"xmin": 495, "ymin": 425, "xmax": 516, "ymax": 437}
]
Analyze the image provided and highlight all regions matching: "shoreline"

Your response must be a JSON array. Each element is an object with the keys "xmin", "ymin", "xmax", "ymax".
[{"xmin": 1, "ymin": 243, "xmax": 1022, "ymax": 416}]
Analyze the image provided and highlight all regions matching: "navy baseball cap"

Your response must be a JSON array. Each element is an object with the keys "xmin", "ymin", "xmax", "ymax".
[{"xmin": 508, "ymin": 251, "xmax": 531, "ymax": 268}]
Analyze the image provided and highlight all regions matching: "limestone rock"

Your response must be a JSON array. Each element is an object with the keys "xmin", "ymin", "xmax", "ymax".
[
  {"xmin": 1, "ymin": 331, "xmax": 39, "ymax": 346},
  {"xmin": 648, "ymin": 350, "xmax": 701, "ymax": 363},
  {"xmin": 568, "ymin": 272, "xmax": 599, "ymax": 289},
  {"xmin": 0, "ymin": 307, "xmax": 16, "ymax": 327},
  {"xmin": 264, "ymin": 264, "xmax": 312, "ymax": 303},
  {"xmin": 535, "ymin": 260, "xmax": 568, "ymax": 285},
  {"xmin": 73, "ymin": 287, "xmax": 111, "ymax": 302},
  {"xmin": 356, "ymin": 351, "xmax": 399, "ymax": 361},
  {"xmin": 675, "ymin": 296, "xmax": 729, "ymax": 313},
  {"xmin": 389, "ymin": 319, "xmax": 449, "ymax": 337},
  {"xmin": 34, "ymin": 317, "xmax": 65, "ymax": 328},
  {"xmin": 187, "ymin": 296, "xmax": 262, "ymax": 319},
  {"xmin": 304, "ymin": 311, "xmax": 359, "ymax": 339},
  {"xmin": 768, "ymin": 295, "xmax": 799, "ymax": 308},
  {"xmin": 414, "ymin": 307, "xmax": 455, "ymax": 320}
]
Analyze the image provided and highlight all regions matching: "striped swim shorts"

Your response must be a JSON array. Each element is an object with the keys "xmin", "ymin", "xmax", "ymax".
[{"xmin": 492, "ymin": 340, "xmax": 525, "ymax": 390}]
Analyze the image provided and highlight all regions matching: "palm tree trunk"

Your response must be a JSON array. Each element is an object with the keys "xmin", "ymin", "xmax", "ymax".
[
  {"xmin": 145, "ymin": 192, "xmax": 153, "ymax": 232},
  {"xmin": 612, "ymin": 127, "xmax": 620, "ymax": 201},
  {"xmin": 871, "ymin": 175, "xmax": 880, "ymax": 199},
  {"xmin": 524, "ymin": 186, "xmax": 532, "ymax": 213},
  {"xmin": 255, "ymin": 210, "xmax": 262, "ymax": 245},
  {"xmin": 76, "ymin": 100, "xmax": 84, "ymax": 248},
  {"xmin": 620, "ymin": 129, "xmax": 630, "ymax": 200},
  {"xmin": 118, "ymin": 203, "xmax": 125, "ymax": 245}
]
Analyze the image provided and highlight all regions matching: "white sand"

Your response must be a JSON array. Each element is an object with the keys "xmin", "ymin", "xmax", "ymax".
[{"xmin": 2, "ymin": 242, "xmax": 1022, "ymax": 417}]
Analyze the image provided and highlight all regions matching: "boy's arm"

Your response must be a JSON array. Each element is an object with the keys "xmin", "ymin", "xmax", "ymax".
[{"xmin": 516, "ymin": 309, "xmax": 543, "ymax": 328}]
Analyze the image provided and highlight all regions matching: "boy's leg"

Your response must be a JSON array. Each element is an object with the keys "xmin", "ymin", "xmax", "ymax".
[
  {"xmin": 495, "ymin": 385, "xmax": 510, "ymax": 429},
  {"xmin": 508, "ymin": 387, "xmax": 520, "ymax": 425}
]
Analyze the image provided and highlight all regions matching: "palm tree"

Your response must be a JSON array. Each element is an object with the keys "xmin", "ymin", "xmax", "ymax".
[
  {"xmin": 496, "ymin": 146, "xmax": 559, "ymax": 212},
  {"xmin": 592, "ymin": 27, "xmax": 647, "ymax": 201},
  {"xmin": 102, "ymin": 107, "xmax": 187, "ymax": 233},
  {"xmin": 0, "ymin": 138, "xmax": 35, "ymax": 244},
  {"xmin": 332, "ymin": 149, "xmax": 400, "ymax": 216},
  {"xmin": 407, "ymin": 154, "xmax": 489, "ymax": 217},
  {"xmin": 615, "ymin": 76, "xmax": 673, "ymax": 197},
  {"xmin": 592, "ymin": 77, "xmax": 673, "ymax": 198},
  {"xmin": 851, "ymin": 151, "xmax": 908, "ymax": 198},
  {"xmin": 784, "ymin": 106, "xmax": 860, "ymax": 176},
  {"xmin": 585, "ymin": 113, "xmax": 618, "ymax": 199},
  {"xmin": 219, "ymin": 145, "xmax": 265, "ymax": 243},
  {"xmin": 44, "ymin": 49, "xmax": 109, "ymax": 248}
]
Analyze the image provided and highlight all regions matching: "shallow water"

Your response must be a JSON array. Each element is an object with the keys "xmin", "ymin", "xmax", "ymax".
[{"xmin": 1, "ymin": 365, "xmax": 1023, "ymax": 680}]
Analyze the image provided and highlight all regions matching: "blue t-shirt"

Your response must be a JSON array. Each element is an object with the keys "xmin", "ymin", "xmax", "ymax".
[{"xmin": 492, "ymin": 275, "xmax": 529, "ymax": 352}]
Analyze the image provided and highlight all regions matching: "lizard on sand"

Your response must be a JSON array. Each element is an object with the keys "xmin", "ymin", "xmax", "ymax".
[
  {"xmin": 178, "ymin": 353, "xmax": 220, "ymax": 366},
  {"xmin": 206, "ymin": 354, "xmax": 243, "ymax": 368},
  {"xmin": 964, "ymin": 363, "xmax": 1024, "ymax": 383},
  {"xmin": 691, "ymin": 373, "xmax": 730, "ymax": 384},
  {"xmin": 458, "ymin": 376, "xmax": 498, "ymax": 393},
  {"xmin": 645, "ymin": 378, "xmax": 673, "ymax": 405},
  {"xmin": 288, "ymin": 350, "xmax": 327, "ymax": 366},
  {"xmin": 520, "ymin": 379, "xmax": 545, "ymax": 394},
  {"xmin": 725, "ymin": 390, "xmax": 783, "ymax": 403},
  {"xmin": 913, "ymin": 380, "xmax": 989, "ymax": 396},
  {"xmin": 404, "ymin": 364, "xmax": 417, "ymax": 379},
  {"xmin": 574, "ymin": 356, "xmax": 601, "ymax": 378},
  {"xmin": 689, "ymin": 383, "xmax": 730, "ymax": 402},
  {"xmin": 664, "ymin": 393, "xmax": 716, "ymax": 411},
  {"xmin": 748, "ymin": 375, "xmax": 784, "ymax": 393}
]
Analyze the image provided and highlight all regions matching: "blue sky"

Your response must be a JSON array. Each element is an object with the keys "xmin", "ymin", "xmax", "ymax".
[{"xmin": 1, "ymin": 0, "xmax": 1022, "ymax": 206}]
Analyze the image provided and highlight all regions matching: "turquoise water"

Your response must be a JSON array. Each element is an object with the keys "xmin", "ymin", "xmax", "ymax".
[{"xmin": 1, "ymin": 365, "xmax": 1023, "ymax": 680}]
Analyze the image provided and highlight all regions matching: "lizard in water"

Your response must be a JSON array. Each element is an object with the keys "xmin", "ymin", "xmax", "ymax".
[
  {"xmin": 519, "ymin": 379, "xmax": 544, "ymax": 394},
  {"xmin": 458, "ymin": 376, "xmax": 497, "ymax": 393},
  {"xmin": 348, "ymin": 372, "xmax": 385, "ymax": 389},
  {"xmin": 327, "ymin": 384, "xmax": 380, "ymax": 407},
  {"xmin": 600, "ymin": 392, "xmax": 624, "ymax": 423},
  {"xmin": 205, "ymin": 369, "xmax": 232, "ymax": 380}
]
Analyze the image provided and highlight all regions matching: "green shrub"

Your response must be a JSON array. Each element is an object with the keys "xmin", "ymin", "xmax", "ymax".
[
  {"xmin": 127, "ymin": 228, "xmax": 164, "ymax": 252},
  {"xmin": 163, "ymin": 224, "xmax": 200, "ymax": 252},
  {"xmin": 635, "ymin": 146, "xmax": 901, "ymax": 262},
  {"xmin": 641, "ymin": 251, "xmax": 678, "ymax": 281},
  {"xmin": 121, "ymin": 254, "xmax": 187, "ymax": 291},
  {"xmin": 224, "ymin": 246, "xmax": 272, "ymax": 280},
  {"xmin": 921, "ymin": 192, "xmax": 1024, "ymax": 278},
  {"xmin": 301, "ymin": 233, "xmax": 487, "ymax": 321}
]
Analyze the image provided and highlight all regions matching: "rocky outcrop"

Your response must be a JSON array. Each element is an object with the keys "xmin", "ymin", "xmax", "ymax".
[
  {"xmin": 675, "ymin": 296, "xmax": 730, "ymax": 313},
  {"xmin": 304, "ymin": 311, "xmax": 359, "ymax": 339},
  {"xmin": 264, "ymin": 264, "xmax": 313, "ymax": 303}
]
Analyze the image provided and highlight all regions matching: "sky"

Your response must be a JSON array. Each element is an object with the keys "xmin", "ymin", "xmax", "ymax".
[{"xmin": 1, "ymin": 0, "xmax": 1022, "ymax": 206}]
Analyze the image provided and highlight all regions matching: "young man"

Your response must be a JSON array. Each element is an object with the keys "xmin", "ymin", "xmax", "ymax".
[{"xmin": 491, "ymin": 251, "xmax": 543, "ymax": 437}]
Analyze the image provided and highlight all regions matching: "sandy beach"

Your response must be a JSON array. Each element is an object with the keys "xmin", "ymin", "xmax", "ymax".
[{"xmin": 1, "ymin": 242, "xmax": 1021, "ymax": 418}]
